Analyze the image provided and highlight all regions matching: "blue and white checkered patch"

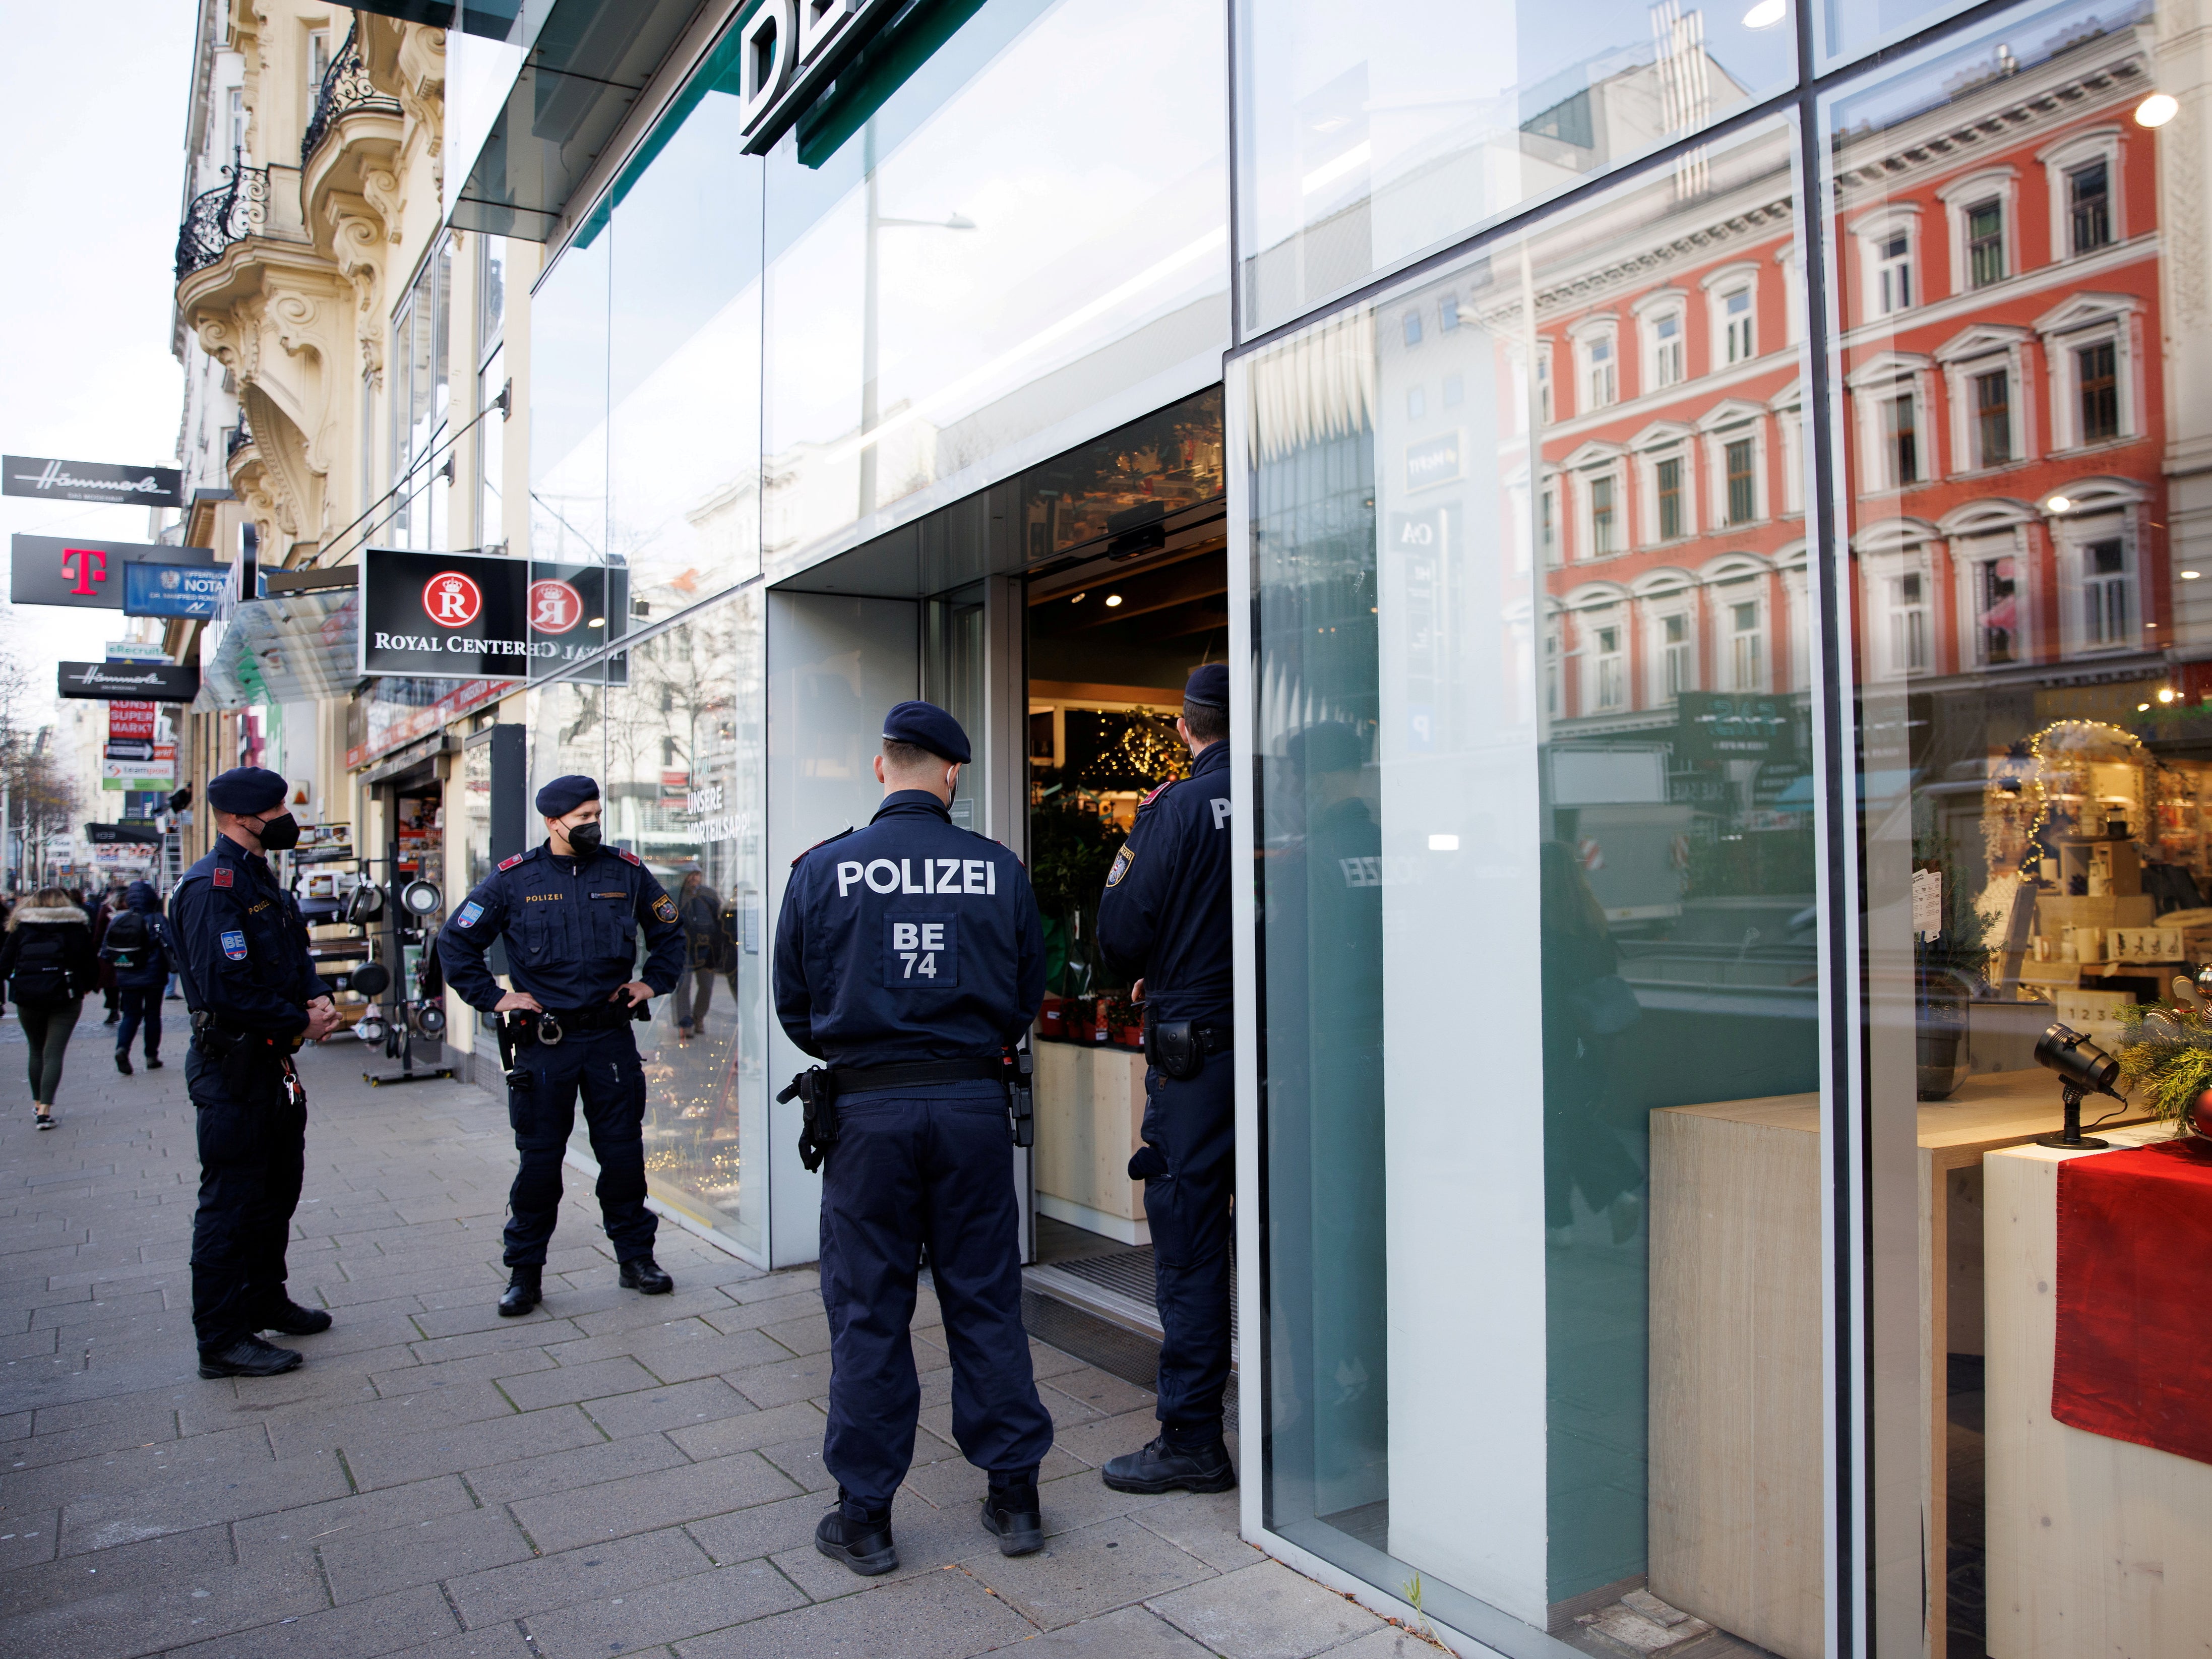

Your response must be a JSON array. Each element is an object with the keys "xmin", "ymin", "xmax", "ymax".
[
  {"xmin": 455, "ymin": 900, "xmax": 484, "ymax": 929},
  {"xmin": 220, "ymin": 930, "xmax": 248, "ymax": 961}
]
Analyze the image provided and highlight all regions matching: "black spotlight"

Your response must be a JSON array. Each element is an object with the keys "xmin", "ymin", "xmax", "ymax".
[{"xmin": 2033, "ymin": 1022, "xmax": 2123, "ymax": 1148}]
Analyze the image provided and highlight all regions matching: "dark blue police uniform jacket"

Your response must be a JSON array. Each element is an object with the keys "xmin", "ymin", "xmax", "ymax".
[
  {"xmin": 1096, "ymin": 738, "xmax": 1233, "ymax": 1023},
  {"xmin": 773, "ymin": 789, "xmax": 1053, "ymax": 1508},
  {"xmin": 436, "ymin": 841, "xmax": 686, "ymax": 1269},
  {"xmin": 168, "ymin": 837, "xmax": 322, "ymax": 1349},
  {"xmin": 438, "ymin": 841, "xmax": 685, "ymax": 1013},
  {"xmin": 1095, "ymin": 738, "xmax": 1237, "ymax": 1445}
]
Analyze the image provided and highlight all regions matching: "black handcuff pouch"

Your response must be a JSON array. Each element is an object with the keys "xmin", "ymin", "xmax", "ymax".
[
  {"xmin": 1146, "ymin": 1016, "xmax": 1203, "ymax": 1081},
  {"xmin": 778, "ymin": 1066, "xmax": 840, "ymax": 1173}
]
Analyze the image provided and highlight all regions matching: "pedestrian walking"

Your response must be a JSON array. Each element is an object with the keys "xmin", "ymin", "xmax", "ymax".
[
  {"xmin": 0, "ymin": 887, "xmax": 99, "ymax": 1128},
  {"xmin": 673, "ymin": 870, "xmax": 729, "ymax": 1041},
  {"xmin": 1094, "ymin": 663, "xmax": 1238, "ymax": 1495},
  {"xmin": 437, "ymin": 775, "xmax": 686, "ymax": 1317},
  {"xmin": 105, "ymin": 879, "xmax": 173, "ymax": 1074},
  {"xmin": 169, "ymin": 766, "xmax": 341, "ymax": 1379},
  {"xmin": 773, "ymin": 700, "xmax": 1054, "ymax": 1576},
  {"xmin": 91, "ymin": 883, "xmax": 126, "ymax": 1025}
]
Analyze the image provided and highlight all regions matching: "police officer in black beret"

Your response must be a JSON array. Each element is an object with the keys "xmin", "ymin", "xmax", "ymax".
[
  {"xmin": 774, "ymin": 700, "xmax": 1055, "ymax": 1576},
  {"xmin": 437, "ymin": 775, "xmax": 686, "ymax": 1316},
  {"xmin": 1095, "ymin": 663, "xmax": 1238, "ymax": 1494},
  {"xmin": 169, "ymin": 766, "xmax": 340, "ymax": 1379}
]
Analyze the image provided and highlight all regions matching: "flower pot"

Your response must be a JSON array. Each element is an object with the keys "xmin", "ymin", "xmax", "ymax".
[
  {"xmin": 1916, "ymin": 969, "xmax": 1971, "ymax": 1100},
  {"xmin": 1117, "ymin": 1024, "xmax": 1144, "ymax": 1048},
  {"xmin": 1039, "ymin": 1001, "xmax": 1065, "ymax": 1039}
]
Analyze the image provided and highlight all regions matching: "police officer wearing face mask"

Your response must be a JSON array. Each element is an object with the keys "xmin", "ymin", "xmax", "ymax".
[
  {"xmin": 169, "ymin": 766, "xmax": 341, "ymax": 1379},
  {"xmin": 1094, "ymin": 663, "xmax": 1237, "ymax": 1495},
  {"xmin": 437, "ymin": 776, "xmax": 686, "ymax": 1317},
  {"xmin": 774, "ymin": 701, "xmax": 1055, "ymax": 1577}
]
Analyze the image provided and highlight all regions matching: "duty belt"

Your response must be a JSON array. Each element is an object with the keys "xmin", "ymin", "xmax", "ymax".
[
  {"xmin": 779, "ymin": 1052, "xmax": 1034, "ymax": 1172},
  {"xmin": 507, "ymin": 1002, "xmax": 640, "ymax": 1047}
]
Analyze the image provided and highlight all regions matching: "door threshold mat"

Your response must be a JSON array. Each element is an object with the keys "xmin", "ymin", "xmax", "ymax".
[{"xmin": 1020, "ymin": 1288, "xmax": 1240, "ymax": 1423}]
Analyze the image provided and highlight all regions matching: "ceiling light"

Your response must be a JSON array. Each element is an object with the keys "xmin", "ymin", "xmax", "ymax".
[
  {"xmin": 1104, "ymin": 594, "xmax": 1123, "ymax": 607},
  {"xmin": 2047, "ymin": 495, "xmax": 2071, "ymax": 513},
  {"xmin": 2186, "ymin": 570, "xmax": 2203, "ymax": 580},
  {"xmin": 2139, "ymin": 703, "xmax": 2152, "ymax": 712},
  {"xmin": 2136, "ymin": 92, "xmax": 2180, "ymax": 128},
  {"xmin": 1068, "ymin": 591, "xmax": 1086, "ymax": 603},
  {"xmin": 1743, "ymin": 0, "xmax": 1787, "ymax": 26},
  {"xmin": 2160, "ymin": 688, "xmax": 2177, "ymax": 703},
  {"xmin": 586, "ymin": 617, "xmax": 604, "ymax": 628}
]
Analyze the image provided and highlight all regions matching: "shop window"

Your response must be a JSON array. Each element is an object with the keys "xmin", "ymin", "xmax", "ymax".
[
  {"xmin": 2077, "ymin": 340, "xmax": 2119, "ymax": 441},
  {"xmin": 1877, "ymin": 230, "xmax": 1914, "ymax": 314},
  {"xmin": 1974, "ymin": 368, "xmax": 2011, "ymax": 465},
  {"xmin": 1657, "ymin": 456, "xmax": 1684, "ymax": 539},
  {"xmin": 1725, "ymin": 438, "xmax": 1757, "ymax": 524},
  {"xmin": 1967, "ymin": 199, "xmax": 2005, "ymax": 286},
  {"xmin": 2067, "ymin": 159, "xmax": 2111, "ymax": 254},
  {"xmin": 2081, "ymin": 536, "xmax": 2129, "ymax": 645},
  {"xmin": 1728, "ymin": 597, "xmax": 1763, "ymax": 689},
  {"xmin": 1722, "ymin": 287, "xmax": 1754, "ymax": 362},
  {"xmin": 1883, "ymin": 393, "xmax": 1919, "ymax": 485},
  {"xmin": 1589, "ymin": 472, "xmax": 1619, "ymax": 554}
]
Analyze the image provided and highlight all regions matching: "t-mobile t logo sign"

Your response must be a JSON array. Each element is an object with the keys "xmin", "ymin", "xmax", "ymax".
[{"xmin": 61, "ymin": 547, "xmax": 108, "ymax": 596}]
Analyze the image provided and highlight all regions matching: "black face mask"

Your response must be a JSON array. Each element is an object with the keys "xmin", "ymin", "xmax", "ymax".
[
  {"xmin": 254, "ymin": 813, "xmax": 301, "ymax": 852},
  {"xmin": 565, "ymin": 820, "xmax": 603, "ymax": 857}
]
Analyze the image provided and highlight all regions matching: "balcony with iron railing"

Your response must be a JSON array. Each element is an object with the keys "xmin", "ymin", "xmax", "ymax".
[
  {"xmin": 301, "ymin": 23, "xmax": 402, "ymax": 168},
  {"xmin": 174, "ymin": 153, "xmax": 270, "ymax": 282}
]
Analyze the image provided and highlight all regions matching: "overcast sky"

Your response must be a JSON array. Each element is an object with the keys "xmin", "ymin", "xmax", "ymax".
[{"xmin": 1, "ymin": 2, "xmax": 198, "ymax": 722}]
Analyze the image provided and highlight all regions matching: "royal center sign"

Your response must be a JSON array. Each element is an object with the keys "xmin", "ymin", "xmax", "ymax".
[
  {"xmin": 10, "ymin": 535, "xmax": 216, "ymax": 610},
  {"xmin": 359, "ymin": 548, "xmax": 628, "ymax": 681}
]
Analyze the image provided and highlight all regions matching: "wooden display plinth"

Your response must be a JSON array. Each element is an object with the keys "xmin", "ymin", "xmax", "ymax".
[
  {"xmin": 1031, "ymin": 1038, "xmax": 1149, "ymax": 1245},
  {"xmin": 1650, "ymin": 1070, "xmax": 2146, "ymax": 1659},
  {"xmin": 1984, "ymin": 1129, "xmax": 2212, "ymax": 1659}
]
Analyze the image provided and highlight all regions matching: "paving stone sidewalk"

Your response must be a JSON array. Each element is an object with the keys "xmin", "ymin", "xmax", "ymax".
[{"xmin": 0, "ymin": 1009, "xmax": 1429, "ymax": 1658}]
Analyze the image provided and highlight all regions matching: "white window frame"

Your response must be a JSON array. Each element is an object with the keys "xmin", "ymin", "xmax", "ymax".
[
  {"xmin": 1864, "ymin": 544, "xmax": 1934, "ymax": 681},
  {"xmin": 1850, "ymin": 204, "xmax": 1922, "ymax": 323},
  {"xmin": 2038, "ymin": 292, "xmax": 2143, "ymax": 452},
  {"xmin": 1697, "ymin": 404, "xmax": 1767, "ymax": 530},
  {"xmin": 1776, "ymin": 544, "xmax": 1812, "ymax": 691},
  {"xmin": 1701, "ymin": 262, "xmax": 1761, "ymax": 372},
  {"xmin": 1846, "ymin": 354, "xmax": 1937, "ymax": 493},
  {"xmin": 1716, "ymin": 581, "xmax": 1768, "ymax": 693},
  {"xmin": 1775, "ymin": 243, "xmax": 1807, "ymax": 346},
  {"xmin": 1570, "ymin": 317, "xmax": 1621, "ymax": 413},
  {"xmin": 1945, "ymin": 516, "xmax": 2037, "ymax": 670},
  {"xmin": 1640, "ymin": 585, "xmax": 1699, "ymax": 705},
  {"xmin": 1633, "ymin": 289, "xmax": 1690, "ymax": 394},
  {"xmin": 1579, "ymin": 604, "xmax": 1630, "ymax": 713},
  {"xmin": 2054, "ymin": 513, "xmax": 2139, "ymax": 655},
  {"xmin": 1938, "ymin": 168, "xmax": 2020, "ymax": 296},
  {"xmin": 1537, "ymin": 348, "xmax": 1554, "ymax": 425},
  {"xmin": 1544, "ymin": 620, "xmax": 1564, "ymax": 717},
  {"xmin": 1580, "ymin": 461, "xmax": 1626, "ymax": 558},
  {"xmin": 1771, "ymin": 382, "xmax": 1805, "ymax": 516},
  {"xmin": 1936, "ymin": 325, "xmax": 2034, "ymax": 474},
  {"xmin": 2039, "ymin": 125, "xmax": 2125, "ymax": 263},
  {"xmin": 1539, "ymin": 474, "xmax": 1563, "ymax": 567},
  {"xmin": 1647, "ymin": 447, "xmax": 1692, "ymax": 544}
]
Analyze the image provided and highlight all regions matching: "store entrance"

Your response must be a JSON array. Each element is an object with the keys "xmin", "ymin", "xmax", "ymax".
[{"xmin": 1018, "ymin": 535, "xmax": 1227, "ymax": 1326}]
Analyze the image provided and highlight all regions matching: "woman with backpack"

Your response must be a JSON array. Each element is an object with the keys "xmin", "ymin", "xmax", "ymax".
[
  {"xmin": 0, "ymin": 887, "xmax": 98, "ymax": 1128},
  {"xmin": 105, "ymin": 881, "xmax": 171, "ymax": 1075}
]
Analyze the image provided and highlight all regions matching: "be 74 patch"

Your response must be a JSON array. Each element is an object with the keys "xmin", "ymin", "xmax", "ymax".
[
  {"xmin": 653, "ymin": 894, "xmax": 678, "ymax": 924},
  {"xmin": 220, "ymin": 930, "xmax": 248, "ymax": 961},
  {"xmin": 883, "ymin": 915, "xmax": 957, "ymax": 988}
]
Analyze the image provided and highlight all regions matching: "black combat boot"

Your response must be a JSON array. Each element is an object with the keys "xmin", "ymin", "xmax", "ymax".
[
  {"xmin": 618, "ymin": 1255, "xmax": 673, "ymax": 1295},
  {"xmin": 498, "ymin": 1266, "xmax": 542, "ymax": 1317},
  {"xmin": 115, "ymin": 1051, "xmax": 132, "ymax": 1075},
  {"xmin": 260, "ymin": 1298, "xmax": 334, "ymax": 1336},
  {"xmin": 199, "ymin": 1334, "xmax": 303, "ymax": 1379},
  {"xmin": 1100, "ymin": 1434, "xmax": 1237, "ymax": 1495},
  {"xmin": 816, "ymin": 1490, "xmax": 898, "ymax": 1576},
  {"xmin": 980, "ymin": 1470, "xmax": 1044, "ymax": 1555}
]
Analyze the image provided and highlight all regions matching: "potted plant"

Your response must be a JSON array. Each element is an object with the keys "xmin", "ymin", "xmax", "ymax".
[{"xmin": 1038, "ymin": 996, "xmax": 1066, "ymax": 1039}]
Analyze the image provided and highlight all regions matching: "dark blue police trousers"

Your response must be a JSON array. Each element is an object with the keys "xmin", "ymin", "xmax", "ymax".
[
  {"xmin": 1141, "ymin": 1049, "xmax": 1236, "ymax": 1446},
  {"xmin": 818, "ymin": 1083, "xmax": 1054, "ymax": 1509},
  {"xmin": 503, "ymin": 1025, "xmax": 658, "ymax": 1268},
  {"xmin": 188, "ymin": 1046, "xmax": 306, "ymax": 1349}
]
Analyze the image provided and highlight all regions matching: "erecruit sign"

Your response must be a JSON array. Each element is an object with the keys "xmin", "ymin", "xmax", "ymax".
[
  {"xmin": 360, "ymin": 548, "xmax": 627, "ymax": 681},
  {"xmin": 4, "ymin": 455, "xmax": 183, "ymax": 508},
  {"xmin": 57, "ymin": 661, "xmax": 201, "ymax": 702},
  {"xmin": 10, "ymin": 535, "xmax": 216, "ymax": 610}
]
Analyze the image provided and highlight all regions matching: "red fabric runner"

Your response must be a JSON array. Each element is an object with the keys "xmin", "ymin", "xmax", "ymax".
[{"xmin": 2052, "ymin": 1135, "xmax": 2212, "ymax": 1464}]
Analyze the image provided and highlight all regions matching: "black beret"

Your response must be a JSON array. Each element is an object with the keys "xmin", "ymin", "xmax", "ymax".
[
  {"xmin": 207, "ymin": 766, "xmax": 289, "ymax": 815},
  {"xmin": 882, "ymin": 701, "xmax": 970, "ymax": 765},
  {"xmin": 535, "ymin": 774, "xmax": 600, "ymax": 817},
  {"xmin": 1184, "ymin": 663, "xmax": 1229, "ymax": 710}
]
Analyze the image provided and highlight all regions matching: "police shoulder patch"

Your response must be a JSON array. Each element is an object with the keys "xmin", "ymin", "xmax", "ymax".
[
  {"xmin": 791, "ymin": 826, "xmax": 856, "ymax": 869},
  {"xmin": 1140, "ymin": 783, "xmax": 1173, "ymax": 807},
  {"xmin": 653, "ymin": 894, "xmax": 678, "ymax": 923},
  {"xmin": 220, "ymin": 930, "xmax": 248, "ymax": 961},
  {"xmin": 498, "ymin": 852, "xmax": 526, "ymax": 871},
  {"xmin": 1106, "ymin": 844, "xmax": 1135, "ymax": 887},
  {"xmin": 619, "ymin": 847, "xmax": 642, "ymax": 865},
  {"xmin": 455, "ymin": 899, "xmax": 485, "ymax": 929},
  {"xmin": 211, "ymin": 866, "xmax": 234, "ymax": 888}
]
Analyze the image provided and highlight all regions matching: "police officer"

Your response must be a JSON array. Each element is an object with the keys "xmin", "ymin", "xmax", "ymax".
[
  {"xmin": 774, "ymin": 701, "xmax": 1054, "ymax": 1577},
  {"xmin": 170, "ymin": 766, "xmax": 340, "ymax": 1379},
  {"xmin": 437, "ymin": 776, "xmax": 685, "ymax": 1317},
  {"xmin": 1095, "ymin": 663, "xmax": 1236, "ymax": 1494}
]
